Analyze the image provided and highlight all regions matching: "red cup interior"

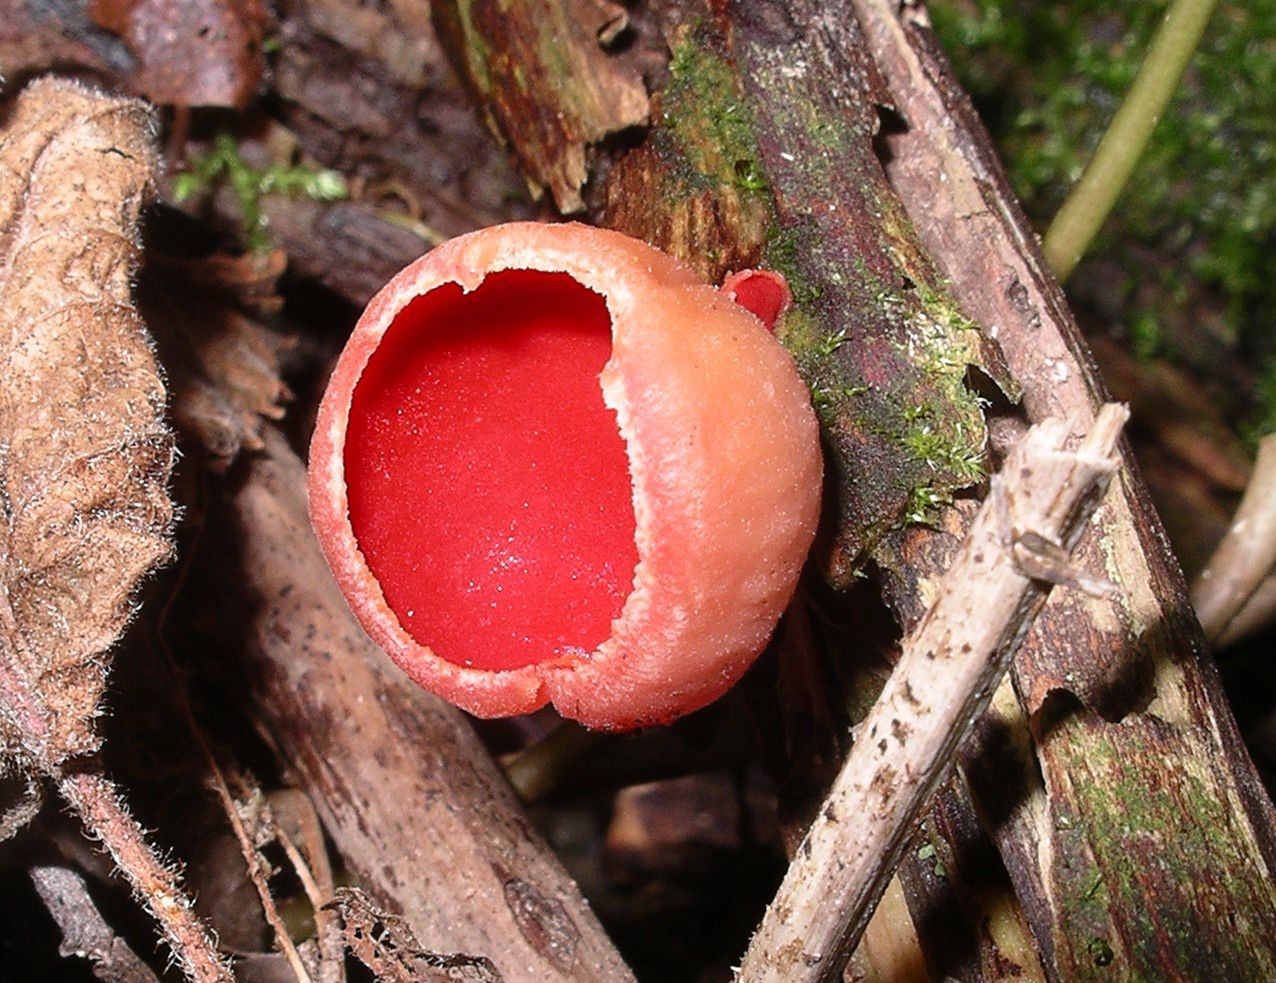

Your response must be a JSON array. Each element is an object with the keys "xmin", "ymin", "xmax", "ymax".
[{"xmin": 344, "ymin": 270, "xmax": 638, "ymax": 672}]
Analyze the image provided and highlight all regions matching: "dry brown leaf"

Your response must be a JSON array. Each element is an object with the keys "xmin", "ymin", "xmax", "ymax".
[
  {"xmin": 0, "ymin": 77, "xmax": 231, "ymax": 982},
  {"xmin": 0, "ymin": 75, "xmax": 174, "ymax": 782},
  {"xmin": 88, "ymin": 0, "xmax": 267, "ymax": 108},
  {"xmin": 331, "ymin": 887, "xmax": 502, "ymax": 983}
]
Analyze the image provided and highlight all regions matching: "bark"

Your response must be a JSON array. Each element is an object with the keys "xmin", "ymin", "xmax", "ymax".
[
  {"xmin": 854, "ymin": 3, "xmax": 1276, "ymax": 978},
  {"xmin": 431, "ymin": 0, "xmax": 649, "ymax": 211},
  {"xmin": 743, "ymin": 407, "xmax": 1128, "ymax": 981},
  {"xmin": 30, "ymin": 864, "xmax": 161, "ymax": 983},
  {"xmin": 204, "ymin": 426, "xmax": 634, "ymax": 983},
  {"xmin": 428, "ymin": 0, "xmax": 1276, "ymax": 979},
  {"xmin": 592, "ymin": 0, "xmax": 1011, "ymax": 581}
]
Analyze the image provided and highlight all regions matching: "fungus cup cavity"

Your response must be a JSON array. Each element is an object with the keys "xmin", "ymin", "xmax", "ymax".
[{"xmin": 309, "ymin": 223, "xmax": 822, "ymax": 730}]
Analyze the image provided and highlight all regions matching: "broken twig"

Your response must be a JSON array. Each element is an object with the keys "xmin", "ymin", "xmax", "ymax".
[
  {"xmin": 739, "ymin": 404, "xmax": 1128, "ymax": 983},
  {"xmin": 1191, "ymin": 434, "xmax": 1276, "ymax": 644},
  {"xmin": 30, "ymin": 864, "xmax": 160, "ymax": 983}
]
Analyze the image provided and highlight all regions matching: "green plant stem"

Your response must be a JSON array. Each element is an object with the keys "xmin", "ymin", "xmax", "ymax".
[
  {"xmin": 1042, "ymin": 0, "xmax": 1220, "ymax": 280},
  {"xmin": 501, "ymin": 722, "xmax": 610, "ymax": 803}
]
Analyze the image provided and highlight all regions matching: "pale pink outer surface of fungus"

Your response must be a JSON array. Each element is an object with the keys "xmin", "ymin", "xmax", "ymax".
[{"xmin": 308, "ymin": 222, "xmax": 822, "ymax": 730}]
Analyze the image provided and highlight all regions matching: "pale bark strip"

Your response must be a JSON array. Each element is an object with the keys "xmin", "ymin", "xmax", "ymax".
[
  {"xmin": 212, "ymin": 426, "xmax": 634, "ymax": 983},
  {"xmin": 740, "ymin": 405, "xmax": 1128, "ymax": 983},
  {"xmin": 1191, "ymin": 434, "xmax": 1276, "ymax": 643},
  {"xmin": 1219, "ymin": 574, "xmax": 1276, "ymax": 648},
  {"xmin": 30, "ymin": 864, "xmax": 161, "ymax": 983}
]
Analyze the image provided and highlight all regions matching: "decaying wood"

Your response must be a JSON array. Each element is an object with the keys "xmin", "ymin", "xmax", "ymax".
[
  {"xmin": 590, "ymin": 0, "xmax": 1009, "ymax": 581},
  {"xmin": 30, "ymin": 864, "xmax": 161, "ymax": 983},
  {"xmin": 854, "ymin": 3, "xmax": 1276, "ymax": 978},
  {"xmin": 145, "ymin": 249, "xmax": 296, "ymax": 472},
  {"xmin": 430, "ymin": 0, "xmax": 649, "ymax": 212},
  {"xmin": 206, "ymin": 426, "xmax": 634, "ymax": 983},
  {"xmin": 742, "ymin": 406, "xmax": 1127, "ymax": 982},
  {"xmin": 425, "ymin": 0, "xmax": 1276, "ymax": 977},
  {"xmin": 1191, "ymin": 434, "xmax": 1276, "ymax": 643}
]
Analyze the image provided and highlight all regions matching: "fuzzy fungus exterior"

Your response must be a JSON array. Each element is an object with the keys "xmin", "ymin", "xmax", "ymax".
[{"xmin": 309, "ymin": 222, "xmax": 821, "ymax": 730}]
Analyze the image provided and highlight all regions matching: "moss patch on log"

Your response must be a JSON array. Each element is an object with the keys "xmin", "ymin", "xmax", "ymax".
[{"xmin": 606, "ymin": 19, "xmax": 1000, "ymax": 582}]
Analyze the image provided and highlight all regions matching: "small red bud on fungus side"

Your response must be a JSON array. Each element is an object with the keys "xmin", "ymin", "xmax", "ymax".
[
  {"xmin": 721, "ymin": 269, "xmax": 792, "ymax": 331},
  {"xmin": 309, "ymin": 222, "xmax": 821, "ymax": 730}
]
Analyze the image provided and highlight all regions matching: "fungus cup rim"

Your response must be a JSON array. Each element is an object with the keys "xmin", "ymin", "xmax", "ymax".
[{"xmin": 308, "ymin": 222, "xmax": 821, "ymax": 730}]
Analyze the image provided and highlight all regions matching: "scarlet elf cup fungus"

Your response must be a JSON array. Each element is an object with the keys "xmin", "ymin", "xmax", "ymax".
[{"xmin": 308, "ymin": 223, "xmax": 821, "ymax": 730}]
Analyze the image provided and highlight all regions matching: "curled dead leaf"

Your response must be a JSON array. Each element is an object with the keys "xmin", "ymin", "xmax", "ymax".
[
  {"xmin": 0, "ymin": 76, "xmax": 175, "ymax": 777},
  {"xmin": 0, "ymin": 77, "xmax": 231, "ymax": 982}
]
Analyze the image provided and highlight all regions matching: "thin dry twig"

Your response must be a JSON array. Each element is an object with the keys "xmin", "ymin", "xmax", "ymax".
[
  {"xmin": 58, "ymin": 767, "xmax": 232, "ymax": 983},
  {"xmin": 329, "ymin": 887, "xmax": 501, "ymax": 983},
  {"xmin": 269, "ymin": 789, "xmax": 347, "ymax": 983},
  {"xmin": 1191, "ymin": 434, "xmax": 1276, "ymax": 644},
  {"xmin": 30, "ymin": 863, "xmax": 161, "ymax": 983},
  {"xmin": 1219, "ymin": 574, "xmax": 1276, "ymax": 648},
  {"xmin": 203, "ymin": 757, "xmax": 313, "ymax": 983},
  {"xmin": 739, "ymin": 404, "xmax": 1129, "ymax": 983}
]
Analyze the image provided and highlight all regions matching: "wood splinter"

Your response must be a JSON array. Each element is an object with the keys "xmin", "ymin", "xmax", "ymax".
[{"xmin": 740, "ymin": 403, "xmax": 1130, "ymax": 983}]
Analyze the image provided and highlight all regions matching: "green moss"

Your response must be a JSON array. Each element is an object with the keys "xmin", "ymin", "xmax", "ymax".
[
  {"xmin": 662, "ymin": 38, "xmax": 772, "ymax": 197},
  {"xmin": 174, "ymin": 133, "xmax": 348, "ymax": 252},
  {"xmin": 762, "ymin": 225, "xmax": 822, "ymax": 307},
  {"xmin": 930, "ymin": 0, "xmax": 1276, "ymax": 428},
  {"xmin": 916, "ymin": 823, "xmax": 950, "ymax": 880},
  {"xmin": 1055, "ymin": 726, "xmax": 1275, "ymax": 976},
  {"xmin": 899, "ymin": 405, "xmax": 983, "ymax": 482},
  {"xmin": 914, "ymin": 279, "xmax": 981, "ymax": 337}
]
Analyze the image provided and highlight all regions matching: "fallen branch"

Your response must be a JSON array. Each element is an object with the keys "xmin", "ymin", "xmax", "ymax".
[
  {"xmin": 203, "ymin": 426, "xmax": 634, "ymax": 982},
  {"xmin": 740, "ymin": 404, "xmax": 1128, "ymax": 983},
  {"xmin": 1191, "ymin": 434, "xmax": 1276, "ymax": 644},
  {"xmin": 852, "ymin": 3, "xmax": 1276, "ymax": 974}
]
